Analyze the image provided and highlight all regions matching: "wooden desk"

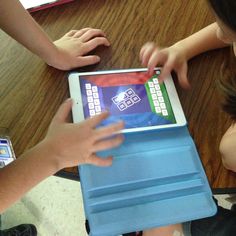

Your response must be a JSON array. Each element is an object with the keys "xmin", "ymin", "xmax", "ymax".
[{"xmin": 1, "ymin": 0, "xmax": 236, "ymax": 191}]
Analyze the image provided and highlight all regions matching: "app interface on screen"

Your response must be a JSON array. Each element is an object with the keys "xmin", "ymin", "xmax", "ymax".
[
  {"xmin": 80, "ymin": 71, "xmax": 176, "ymax": 129},
  {"xmin": 0, "ymin": 139, "xmax": 11, "ymax": 158},
  {"xmin": 0, "ymin": 138, "xmax": 14, "ymax": 168}
]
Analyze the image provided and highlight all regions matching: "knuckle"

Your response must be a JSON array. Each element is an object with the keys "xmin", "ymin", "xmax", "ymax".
[
  {"xmin": 110, "ymin": 124, "xmax": 119, "ymax": 133},
  {"xmin": 88, "ymin": 29, "xmax": 97, "ymax": 34},
  {"xmin": 153, "ymin": 48, "xmax": 159, "ymax": 56}
]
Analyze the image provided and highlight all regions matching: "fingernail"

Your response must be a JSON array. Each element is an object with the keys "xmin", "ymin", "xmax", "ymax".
[
  {"xmin": 66, "ymin": 98, "xmax": 72, "ymax": 102},
  {"xmin": 119, "ymin": 120, "xmax": 125, "ymax": 126},
  {"xmin": 102, "ymin": 110, "xmax": 110, "ymax": 116},
  {"xmin": 158, "ymin": 77, "xmax": 163, "ymax": 83},
  {"xmin": 148, "ymin": 70, "xmax": 153, "ymax": 76},
  {"xmin": 119, "ymin": 134, "xmax": 125, "ymax": 141}
]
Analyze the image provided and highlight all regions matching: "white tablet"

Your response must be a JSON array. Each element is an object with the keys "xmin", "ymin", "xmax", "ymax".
[{"xmin": 68, "ymin": 68, "xmax": 186, "ymax": 133}]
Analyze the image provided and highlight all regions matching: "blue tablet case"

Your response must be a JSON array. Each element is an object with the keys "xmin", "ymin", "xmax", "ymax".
[{"xmin": 79, "ymin": 126, "xmax": 217, "ymax": 236}]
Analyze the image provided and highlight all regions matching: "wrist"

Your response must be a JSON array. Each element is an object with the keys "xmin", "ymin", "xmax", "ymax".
[
  {"xmin": 172, "ymin": 41, "xmax": 190, "ymax": 60},
  {"xmin": 44, "ymin": 46, "xmax": 70, "ymax": 70},
  {"xmin": 41, "ymin": 44, "xmax": 62, "ymax": 68},
  {"xmin": 28, "ymin": 140, "xmax": 62, "ymax": 174}
]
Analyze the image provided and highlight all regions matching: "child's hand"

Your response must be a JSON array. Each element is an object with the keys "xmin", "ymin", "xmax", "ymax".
[
  {"xmin": 43, "ymin": 99, "xmax": 124, "ymax": 169},
  {"xmin": 140, "ymin": 42, "xmax": 190, "ymax": 89},
  {"xmin": 50, "ymin": 28, "xmax": 110, "ymax": 70}
]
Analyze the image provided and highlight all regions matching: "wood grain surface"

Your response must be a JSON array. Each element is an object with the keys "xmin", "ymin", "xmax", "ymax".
[{"xmin": 0, "ymin": 0, "xmax": 236, "ymax": 190}]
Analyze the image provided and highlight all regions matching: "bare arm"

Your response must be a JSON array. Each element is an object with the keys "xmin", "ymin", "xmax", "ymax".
[
  {"xmin": 219, "ymin": 124, "xmax": 236, "ymax": 172},
  {"xmin": 0, "ymin": 99, "xmax": 124, "ymax": 213},
  {"xmin": 174, "ymin": 22, "xmax": 229, "ymax": 60},
  {"xmin": 0, "ymin": 0, "xmax": 110, "ymax": 70},
  {"xmin": 0, "ymin": 141, "xmax": 58, "ymax": 213},
  {"xmin": 0, "ymin": 0, "xmax": 58, "ymax": 64}
]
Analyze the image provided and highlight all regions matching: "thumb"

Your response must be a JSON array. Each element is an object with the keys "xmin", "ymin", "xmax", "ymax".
[
  {"xmin": 177, "ymin": 64, "xmax": 190, "ymax": 89},
  {"xmin": 51, "ymin": 98, "xmax": 73, "ymax": 124}
]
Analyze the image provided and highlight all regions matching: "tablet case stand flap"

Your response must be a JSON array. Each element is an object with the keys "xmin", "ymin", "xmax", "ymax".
[{"xmin": 79, "ymin": 126, "xmax": 217, "ymax": 236}]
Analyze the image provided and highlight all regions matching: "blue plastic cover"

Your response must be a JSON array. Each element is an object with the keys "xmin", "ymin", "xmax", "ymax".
[{"xmin": 79, "ymin": 126, "xmax": 217, "ymax": 236}]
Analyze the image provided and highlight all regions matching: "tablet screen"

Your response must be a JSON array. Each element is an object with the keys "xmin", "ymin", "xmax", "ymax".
[
  {"xmin": 79, "ymin": 70, "xmax": 176, "ymax": 129},
  {"xmin": 0, "ymin": 138, "xmax": 15, "ymax": 168}
]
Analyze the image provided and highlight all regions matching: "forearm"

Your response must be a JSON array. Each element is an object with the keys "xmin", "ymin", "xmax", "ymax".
[
  {"xmin": 0, "ymin": 141, "xmax": 58, "ymax": 213},
  {"xmin": 174, "ymin": 23, "xmax": 229, "ymax": 60},
  {"xmin": 0, "ymin": 0, "xmax": 58, "ymax": 63},
  {"xmin": 219, "ymin": 124, "xmax": 236, "ymax": 172}
]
